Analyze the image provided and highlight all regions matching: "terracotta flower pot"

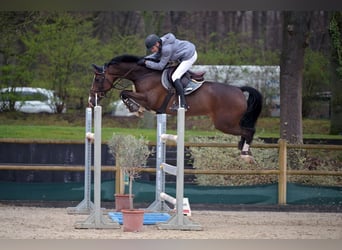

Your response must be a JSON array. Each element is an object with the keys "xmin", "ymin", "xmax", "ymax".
[
  {"xmin": 114, "ymin": 194, "xmax": 134, "ymax": 212},
  {"xmin": 121, "ymin": 209, "xmax": 145, "ymax": 232}
]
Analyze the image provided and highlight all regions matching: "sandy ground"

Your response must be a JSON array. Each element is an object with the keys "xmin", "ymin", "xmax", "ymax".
[{"xmin": 0, "ymin": 203, "xmax": 341, "ymax": 239}]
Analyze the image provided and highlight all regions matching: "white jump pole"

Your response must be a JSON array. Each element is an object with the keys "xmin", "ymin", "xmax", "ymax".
[
  {"xmin": 160, "ymin": 192, "xmax": 177, "ymax": 205},
  {"xmin": 157, "ymin": 107, "xmax": 202, "ymax": 231},
  {"xmin": 67, "ymin": 107, "xmax": 94, "ymax": 214},
  {"xmin": 75, "ymin": 105, "xmax": 120, "ymax": 229}
]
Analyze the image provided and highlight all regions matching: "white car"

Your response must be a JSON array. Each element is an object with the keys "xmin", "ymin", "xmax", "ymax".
[{"xmin": 0, "ymin": 87, "xmax": 65, "ymax": 113}]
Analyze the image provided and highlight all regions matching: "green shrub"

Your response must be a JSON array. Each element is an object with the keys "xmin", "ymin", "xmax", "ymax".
[
  {"xmin": 189, "ymin": 134, "xmax": 278, "ymax": 186},
  {"xmin": 287, "ymin": 148, "xmax": 342, "ymax": 186},
  {"xmin": 189, "ymin": 134, "xmax": 341, "ymax": 187}
]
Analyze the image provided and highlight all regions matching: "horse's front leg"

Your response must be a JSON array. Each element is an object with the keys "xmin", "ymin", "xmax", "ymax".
[{"xmin": 120, "ymin": 90, "xmax": 149, "ymax": 113}]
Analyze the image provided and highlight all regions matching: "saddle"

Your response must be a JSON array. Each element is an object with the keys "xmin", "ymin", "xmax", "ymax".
[{"xmin": 161, "ymin": 66, "xmax": 205, "ymax": 95}]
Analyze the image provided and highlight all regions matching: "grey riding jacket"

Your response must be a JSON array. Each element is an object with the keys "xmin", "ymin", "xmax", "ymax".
[{"xmin": 145, "ymin": 33, "xmax": 196, "ymax": 71}]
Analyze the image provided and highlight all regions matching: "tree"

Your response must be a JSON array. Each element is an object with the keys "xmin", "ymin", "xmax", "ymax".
[
  {"xmin": 329, "ymin": 12, "xmax": 342, "ymax": 135},
  {"xmin": 302, "ymin": 49, "xmax": 330, "ymax": 117},
  {"xmin": 20, "ymin": 12, "xmax": 104, "ymax": 112},
  {"xmin": 0, "ymin": 12, "xmax": 40, "ymax": 90},
  {"xmin": 93, "ymin": 11, "xmax": 143, "ymax": 43},
  {"xmin": 279, "ymin": 11, "xmax": 312, "ymax": 143}
]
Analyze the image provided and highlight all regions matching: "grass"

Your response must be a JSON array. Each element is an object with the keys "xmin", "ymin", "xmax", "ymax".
[
  {"xmin": 0, "ymin": 111, "xmax": 340, "ymax": 143},
  {"xmin": 0, "ymin": 124, "xmax": 230, "ymax": 143},
  {"xmin": 0, "ymin": 125, "xmax": 157, "ymax": 142}
]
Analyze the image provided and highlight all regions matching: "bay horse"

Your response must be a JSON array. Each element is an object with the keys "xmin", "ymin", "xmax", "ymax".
[{"xmin": 88, "ymin": 54, "xmax": 262, "ymax": 159}]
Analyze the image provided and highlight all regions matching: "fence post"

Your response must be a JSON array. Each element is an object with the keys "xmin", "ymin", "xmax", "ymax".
[{"xmin": 278, "ymin": 139, "xmax": 287, "ymax": 205}]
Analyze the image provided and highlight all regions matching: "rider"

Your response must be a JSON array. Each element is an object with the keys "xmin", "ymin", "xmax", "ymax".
[{"xmin": 138, "ymin": 33, "xmax": 198, "ymax": 110}]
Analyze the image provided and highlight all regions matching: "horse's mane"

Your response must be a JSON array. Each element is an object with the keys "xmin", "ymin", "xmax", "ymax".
[{"xmin": 108, "ymin": 54, "xmax": 142, "ymax": 65}]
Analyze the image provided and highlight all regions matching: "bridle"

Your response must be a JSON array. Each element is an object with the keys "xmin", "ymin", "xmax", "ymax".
[
  {"xmin": 108, "ymin": 65, "xmax": 137, "ymax": 90},
  {"xmin": 90, "ymin": 64, "xmax": 139, "ymax": 98},
  {"xmin": 89, "ymin": 73, "xmax": 109, "ymax": 100}
]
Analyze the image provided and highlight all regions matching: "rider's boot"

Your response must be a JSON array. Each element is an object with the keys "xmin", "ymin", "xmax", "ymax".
[{"xmin": 172, "ymin": 79, "xmax": 189, "ymax": 110}]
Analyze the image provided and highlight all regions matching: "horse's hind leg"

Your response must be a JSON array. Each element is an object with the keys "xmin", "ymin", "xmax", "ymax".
[
  {"xmin": 239, "ymin": 127, "xmax": 256, "ymax": 163},
  {"xmin": 239, "ymin": 127, "xmax": 255, "ymax": 149},
  {"xmin": 211, "ymin": 115, "xmax": 255, "ymax": 162},
  {"xmin": 238, "ymin": 137, "xmax": 245, "ymax": 151}
]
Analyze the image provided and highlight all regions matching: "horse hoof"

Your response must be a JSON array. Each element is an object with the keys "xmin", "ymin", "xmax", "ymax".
[
  {"xmin": 240, "ymin": 154, "xmax": 255, "ymax": 164},
  {"xmin": 134, "ymin": 111, "xmax": 144, "ymax": 118},
  {"xmin": 132, "ymin": 107, "xmax": 145, "ymax": 117}
]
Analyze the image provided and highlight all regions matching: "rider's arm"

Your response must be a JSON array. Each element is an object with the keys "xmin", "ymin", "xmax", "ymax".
[{"xmin": 145, "ymin": 48, "xmax": 172, "ymax": 70}]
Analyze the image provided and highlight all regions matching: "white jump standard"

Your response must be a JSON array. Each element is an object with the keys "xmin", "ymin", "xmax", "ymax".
[
  {"xmin": 155, "ymin": 107, "xmax": 202, "ymax": 231},
  {"xmin": 74, "ymin": 105, "xmax": 120, "ymax": 229},
  {"xmin": 146, "ymin": 113, "xmax": 172, "ymax": 212},
  {"xmin": 67, "ymin": 107, "xmax": 94, "ymax": 214}
]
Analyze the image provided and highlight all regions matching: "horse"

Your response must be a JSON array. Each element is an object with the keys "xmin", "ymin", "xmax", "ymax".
[{"xmin": 88, "ymin": 54, "xmax": 263, "ymax": 159}]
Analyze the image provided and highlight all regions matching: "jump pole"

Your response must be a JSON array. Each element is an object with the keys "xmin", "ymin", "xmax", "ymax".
[
  {"xmin": 67, "ymin": 107, "xmax": 94, "ymax": 214},
  {"xmin": 75, "ymin": 105, "xmax": 120, "ymax": 229},
  {"xmin": 157, "ymin": 107, "xmax": 202, "ymax": 231}
]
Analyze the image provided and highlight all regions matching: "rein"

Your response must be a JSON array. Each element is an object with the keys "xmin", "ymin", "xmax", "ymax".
[
  {"xmin": 91, "ymin": 65, "xmax": 138, "ymax": 98},
  {"xmin": 105, "ymin": 64, "xmax": 175, "ymax": 114},
  {"xmin": 108, "ymin": 65, "xmax": 138, "ymax": 90},
  {"xmin": 91, "ymin": 62, "xmax": 174, "ymax": 113}
]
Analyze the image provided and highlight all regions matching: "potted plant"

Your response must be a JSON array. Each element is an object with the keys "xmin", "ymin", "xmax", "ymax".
[
  {"xmin": 107, "ymin": 133, "xmax": 151, "ymax": 232},
  {"xmin": 110, "ymin": 135, "xmax": 131, "ymax": 212}
]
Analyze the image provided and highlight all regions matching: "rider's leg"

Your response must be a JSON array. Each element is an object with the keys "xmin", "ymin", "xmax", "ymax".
[
  {"xmin": 173, "ymin": 79, "xmax": 188, "ymax": 109},
  {"xmin": 173, "ymin": 51, "xmax": 197, "ymax": 92},
  {"xmin": 171, "ymin": 52, "xmax": 197, "ymax": 109}
]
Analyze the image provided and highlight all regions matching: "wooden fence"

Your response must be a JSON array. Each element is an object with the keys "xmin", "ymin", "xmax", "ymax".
[{"xmin": 0, "ymin": 139, "xmax": 341, "ymax": 205}]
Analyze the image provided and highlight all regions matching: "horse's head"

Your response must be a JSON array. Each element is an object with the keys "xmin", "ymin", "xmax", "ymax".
[
  {"xmin": 88, "ymin": 55, "xmax": 149, "ymax": 107},
  {"xmin": 88, "ymin": 64, "xmax": 114, "ymax": 107}
]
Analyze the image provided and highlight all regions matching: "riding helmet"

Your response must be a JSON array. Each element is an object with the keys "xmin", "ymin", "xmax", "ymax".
[{"xmin": 145, "ymin": 34, "xmax": 160, "ymax": 50}]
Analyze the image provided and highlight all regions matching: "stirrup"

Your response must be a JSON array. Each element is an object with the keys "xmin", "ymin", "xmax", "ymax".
[{"xmin": 184, "ymin": 86, "xmax": 193, "ymax": 92}]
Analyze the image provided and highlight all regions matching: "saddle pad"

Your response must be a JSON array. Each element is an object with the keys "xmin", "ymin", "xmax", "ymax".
[
  {"xmin": 108, "ymin": 212, "xmax": 171, "ymax": 225},
  {"xmin": 161, "ymin": 70, "xmax": 173, "ymax": 90},
  {"xmin": 161, "ymin": 70, "xmax": 203, "ymax": 95}
]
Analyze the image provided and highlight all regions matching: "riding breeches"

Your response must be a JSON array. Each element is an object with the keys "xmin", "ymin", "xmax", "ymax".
[{"xmin": 171, "ymin": 51, "xmax": 198, "ymax": 82}]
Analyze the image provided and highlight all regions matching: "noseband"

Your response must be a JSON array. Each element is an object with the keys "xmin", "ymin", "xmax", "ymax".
[{"xmin": 90, "ymin": 73, "xmax": 110, "ymax": 99}]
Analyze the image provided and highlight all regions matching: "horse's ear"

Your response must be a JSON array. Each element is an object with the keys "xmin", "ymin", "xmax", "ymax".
[{"xmin": 91, "ymin": 64, "xmax": 104, "ymax": 73}]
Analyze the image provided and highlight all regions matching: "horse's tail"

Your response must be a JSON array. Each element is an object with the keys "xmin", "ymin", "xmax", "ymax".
[{"xmin": 239, "ymin": 86, "xmax": 263, "ymax": 129}]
